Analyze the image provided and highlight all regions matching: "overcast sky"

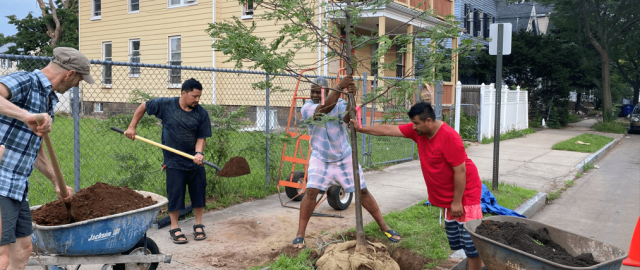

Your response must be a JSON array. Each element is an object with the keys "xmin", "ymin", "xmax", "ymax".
[{"xmin": 0, "ymin": 0, "xmax": 42, "ymax": 36}]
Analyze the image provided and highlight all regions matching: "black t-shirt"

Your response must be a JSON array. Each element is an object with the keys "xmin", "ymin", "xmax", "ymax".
[{"xmin": 146, "ymin": 97, "xmax": 212, "ymax": 170}]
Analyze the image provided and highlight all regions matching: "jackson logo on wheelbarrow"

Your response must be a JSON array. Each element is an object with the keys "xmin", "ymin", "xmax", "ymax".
[{"xmin": 87, "ymin": 228, "xmax": 120, "ymax": 241}]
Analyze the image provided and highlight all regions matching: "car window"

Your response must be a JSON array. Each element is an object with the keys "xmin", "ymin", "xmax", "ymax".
[{"xmin": 633, "ymin": 105, "xmax": 640, "ymax": 114}]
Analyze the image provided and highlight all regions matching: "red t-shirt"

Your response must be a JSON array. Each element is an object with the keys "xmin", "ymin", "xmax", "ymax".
[{"xmin": 399, "ymin": 122, "xmax": 481, "ymax": 208}]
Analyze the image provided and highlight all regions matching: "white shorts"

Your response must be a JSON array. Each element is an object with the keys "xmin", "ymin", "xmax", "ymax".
[{"xmin": 306, "ymin": 154, "xmax": 366, "ymax": 193}]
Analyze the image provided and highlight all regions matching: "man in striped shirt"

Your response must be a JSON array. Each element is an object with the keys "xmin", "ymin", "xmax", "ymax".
[{"xmin": 0, "ymin": 47, "xmax": 94, "ymax": 270}]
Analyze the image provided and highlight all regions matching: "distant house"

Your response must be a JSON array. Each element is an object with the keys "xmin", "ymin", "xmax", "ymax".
[
  {"xmin": 0, "ymin": 43, "xmax": 19, "ymax": 73},
  {"xmin": 495, "ymin": 2, "xmax": 553, "ymax": 34}
]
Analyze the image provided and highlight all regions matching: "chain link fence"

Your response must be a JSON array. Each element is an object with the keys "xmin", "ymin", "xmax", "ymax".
[{"xmin": 0, "ymin": 54, "xmax": 419, "ymax": 206}]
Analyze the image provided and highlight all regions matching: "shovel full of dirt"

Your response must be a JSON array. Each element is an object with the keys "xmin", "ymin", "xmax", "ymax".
[{"xmin": 111, "ymin": 127, "xmax": 250, "ymax": 177}]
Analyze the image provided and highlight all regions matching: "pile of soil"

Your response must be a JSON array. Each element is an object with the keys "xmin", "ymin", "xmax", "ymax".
[
  {"xmin": 217, "ymin": 156, "xmax": 251, "ymax": 177},
  {"xmin": 476, "ymin": 220, "xmax": 599, "ymax": 267},
  {"xmin": 32, "ymin": 182, "xmax": 156, "ymax": 226},
  {"xmin": 315, "ymin": 240, "xmax": 400, "ymax": 270}
]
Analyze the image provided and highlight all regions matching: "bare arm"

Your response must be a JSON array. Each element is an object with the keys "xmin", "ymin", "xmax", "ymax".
[
  {"xmin": 350, "ymin": 120, "xmax": 406, "ymax": 137},
  {"xmin": 450, "ymin": 162, "xmax": 466, "ymax": 218},
  {"xmin": 124, "ymin": 103, "xmax": 147, "ymax": 140},
  {"xmin": 0, "ymin": 83, "xmax": 52, "ymax": 135},
  {"xmin": 314, "ymin": 89, "xmax": 341, "ymax": 119},
  {"xmin": 193, "ymin": 138, "xmax": 206, "ymax": 165}
]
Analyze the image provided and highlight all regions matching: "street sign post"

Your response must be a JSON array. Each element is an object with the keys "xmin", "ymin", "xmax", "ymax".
[{"xmin": 489, "ymin": 23, "xmax": 511, "ymax": 191}]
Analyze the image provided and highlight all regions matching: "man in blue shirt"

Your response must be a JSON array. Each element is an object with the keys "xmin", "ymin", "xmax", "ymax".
[
  {"xmin": 292, "ymin": 76, "xmax": 400, "ymax": 249},
  {"xmin": 125, "ymin": 78, "xmax": 212, "ymax": 244},
  {"xmin": 0, "ymin": 47, "xmax": 92, "ymax": 269}
]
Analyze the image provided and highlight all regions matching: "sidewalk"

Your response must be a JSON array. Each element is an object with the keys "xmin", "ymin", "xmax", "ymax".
[
  {"xmin": 467, "ymin": 119, "xmax": 623, "ymax": 192},
  {"xmin": 48, "ymin": 119, "xmax": 618, "ymax": 270}
]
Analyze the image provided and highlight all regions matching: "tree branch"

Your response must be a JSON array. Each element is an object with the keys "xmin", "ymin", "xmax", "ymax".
[
  {"xmin": 49, "ymin": 0, "xmax": 62, "ymax": 47},
  {"xmin": 36, "ymin": 0, "xmax": 56, "ymax": 41}
]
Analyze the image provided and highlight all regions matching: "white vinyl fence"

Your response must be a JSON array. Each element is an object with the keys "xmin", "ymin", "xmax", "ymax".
[{"xmin": 476, "ymin": 83, "xmax": 529, "ymax": 141}]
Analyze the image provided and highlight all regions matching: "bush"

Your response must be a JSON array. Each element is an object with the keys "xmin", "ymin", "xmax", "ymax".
[
  {"xmin": 592, "ymin": 121, "xmax": 627, "ymax": 134},
  {"xmin": 567, "ymin": 114, "xmax": 581, "ymax": 123},
  {"xmin": 442, "ymin": 111, "xmax": 477, "ymax": 141}
]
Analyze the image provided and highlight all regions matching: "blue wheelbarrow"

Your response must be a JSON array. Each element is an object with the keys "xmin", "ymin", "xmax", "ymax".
[
  {"xmin": 464, "ymin": 216, "xmax": 628, "ymax": 270},
  {"xmin": 28, "ymin": 191, "xmax": 171, "ymax": 270}
]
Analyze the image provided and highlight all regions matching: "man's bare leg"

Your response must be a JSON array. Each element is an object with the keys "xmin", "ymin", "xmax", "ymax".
[
  {"xmin": 194, "ymin": 207, "xmax": 205, "ymax": 239},
  {"xmin": 360, "ymin": 188, "xmax": 401, "ymax": 241},
  {"xmin": 7, "ymin": 236, "xmax": 31, "ymax": 270},
  {"xmin": 169, "ymin": 211, "xmax": 186, "ymax": 241},
  {"xmin": 294, "ymin": 188, "xmax": 320, "ymax": 248},
  {"xmin": 468, "ymin": 256, "xmax": 484, "ymax": 270}
]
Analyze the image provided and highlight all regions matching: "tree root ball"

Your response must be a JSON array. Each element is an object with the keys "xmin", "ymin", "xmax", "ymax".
[{"xmin": 316, "ymin": 241, "xmax": 400, "ymax": 270}]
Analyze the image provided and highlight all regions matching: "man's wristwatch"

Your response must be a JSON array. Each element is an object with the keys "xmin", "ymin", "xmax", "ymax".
[{"xmin": 195, "ymin": 151, "xmax": 204, "ymax": 156}]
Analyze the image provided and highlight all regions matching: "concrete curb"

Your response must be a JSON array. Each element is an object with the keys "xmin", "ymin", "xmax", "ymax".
[
  {"xmin": 450, "ymin": 192, "xmax": 548, "ymax": 270},
  {"xmin": 574, "ymin": 138, "xmax": 620, "ymax": 173}
]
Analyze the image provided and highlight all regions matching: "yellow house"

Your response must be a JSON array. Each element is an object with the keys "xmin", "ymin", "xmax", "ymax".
[{"xmin": 78, "ymin": 0, "xmax": 457, "ymax": 118}]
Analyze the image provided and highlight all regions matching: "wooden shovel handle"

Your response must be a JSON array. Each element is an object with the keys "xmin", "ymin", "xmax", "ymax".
[
  {"xmin": 35, "ymin": 114, "xmax": 69, "ymax": 199},
  {"xmin": 110, "ymin": 127, "xmax": 222, "ymax": 171}
]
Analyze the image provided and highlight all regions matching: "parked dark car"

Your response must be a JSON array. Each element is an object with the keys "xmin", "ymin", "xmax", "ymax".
[{"xmin": 630, "ymin": 103, "xmax": 640, "ymax": 133}]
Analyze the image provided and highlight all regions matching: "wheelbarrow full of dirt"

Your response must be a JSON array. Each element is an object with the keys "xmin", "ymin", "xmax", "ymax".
[
  {"xmin": 464, "ymin": 216, "xmax": 628, "ymax": 270},
  {"xmin": 29, "ymin": 191, "xmax": 171, "ymax": 270}
]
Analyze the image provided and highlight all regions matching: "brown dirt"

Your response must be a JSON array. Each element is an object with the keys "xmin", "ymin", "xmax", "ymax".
[
  {"xmin": 217, "ymin": 156, "xmax": 251, "ymax": 177},
  {"xmin": 476, "ymin": 220, "xmax": 599, "ymax": 267},
  {"xmin": 32, "ymin": 182, "xmax": 156, "ymax": 226}
]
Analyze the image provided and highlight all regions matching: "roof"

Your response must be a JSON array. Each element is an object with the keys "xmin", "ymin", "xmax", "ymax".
[
  {"xmin": 535, "ymin": 3, "xmax": 554, "ymax": 16},
  {"xmin": 496, "ymin": 3, "xmax": 536, "ymax": 33},
  {"xmin": 0, "ymin": 43, "xmax": 16, "ymax": 54}
]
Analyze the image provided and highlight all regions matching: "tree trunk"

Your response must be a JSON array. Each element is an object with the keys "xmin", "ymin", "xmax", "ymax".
[
  {"xmin": 601, "ymin": 51, "xmax": 613, "ymax": 121},
  {"xmin": 634, "ymin": 80, "xmax": 639, "ymax": 105}
]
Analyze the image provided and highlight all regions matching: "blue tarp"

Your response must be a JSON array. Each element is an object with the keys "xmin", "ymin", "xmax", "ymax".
[{"xmin": 424, "ymin": 184, "xmax": 526, "ymax": 218}]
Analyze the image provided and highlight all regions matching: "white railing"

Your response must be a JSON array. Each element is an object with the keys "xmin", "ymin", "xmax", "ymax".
[{"xmin": 475, "ymin": 83, "xmax": 528, "ymax": 140}]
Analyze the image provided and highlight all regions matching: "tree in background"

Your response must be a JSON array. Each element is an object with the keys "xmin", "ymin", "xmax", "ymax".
[
  {"xmin": 3, "ymin": 0, "xmax": 78, "ymax": 57},
  {"xmin": 540, "ymin": 0, "xmax": 640, "ymax": 121},
  {"xmin": 612, "ymin": 23, "xmax": 640, "ymax": 105},
  {"xmin": 458, "ymin": 48, "xmax": 495, "ymax": 85}
]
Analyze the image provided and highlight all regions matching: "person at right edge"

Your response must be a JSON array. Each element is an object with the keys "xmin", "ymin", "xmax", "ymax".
[
  {"xmin": 125, "ymin": 78, "xmax": 212, "ymax": 245},
  {"xmin": 351, "ymin": 102, "xmax": 484, "ymax": 270}
]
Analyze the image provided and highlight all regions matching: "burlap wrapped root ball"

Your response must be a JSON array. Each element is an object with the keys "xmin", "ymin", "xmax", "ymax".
[{"xmin": 316, "ymin": 240, "xmax": 400, "ymax": 270}]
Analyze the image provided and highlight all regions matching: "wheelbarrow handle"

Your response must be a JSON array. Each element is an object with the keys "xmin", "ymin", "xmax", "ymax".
[{"xmin": 111, "ymin": 127, "xmax": 222, "ymax": 171}]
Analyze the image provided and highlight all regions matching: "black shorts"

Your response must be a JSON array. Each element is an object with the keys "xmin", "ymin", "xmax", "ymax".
[
  {"xmin": 1, "ymin": 192, "xmax": 33, "ymax": 246},
  {"xmin": 166, "ymin": 167, "xmax": 206, "ymax": 212}
]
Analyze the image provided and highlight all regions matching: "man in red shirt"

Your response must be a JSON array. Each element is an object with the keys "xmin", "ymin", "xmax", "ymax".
[{"xmin": 352, "ymin": 102, "xmax": 484, "ymax": 270}]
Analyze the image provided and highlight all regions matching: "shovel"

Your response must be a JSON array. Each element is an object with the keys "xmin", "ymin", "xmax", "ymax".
[
  {"xmin": 111, "ymin": 127, "xmax": 251, "ymax": 177},
  {"xmin": 35, "ymin": 114, "xmax": 74, "ymax": 222}
]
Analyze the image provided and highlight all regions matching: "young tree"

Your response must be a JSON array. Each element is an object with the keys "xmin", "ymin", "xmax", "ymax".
[{"xmin": 206, "ymin": 0, "xmax": 479, "ymax": 251}]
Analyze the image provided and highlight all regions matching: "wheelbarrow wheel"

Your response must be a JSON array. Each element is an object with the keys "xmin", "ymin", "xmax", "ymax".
[
  {"xmin": 327, "ymin": 185, "xmax": 352, "ymax": 210},
  {"xmin": 285, "ymin": 171, "xmax": 306, "ymax": 201},
  {"xmin": 113, "ymin": 237, "xmax": 160, "ymax": 270}
]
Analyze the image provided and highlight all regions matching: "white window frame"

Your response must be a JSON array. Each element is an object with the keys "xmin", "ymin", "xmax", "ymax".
[
  {"xmin": 91, "ymin": 0, "xmax": 101, "ymax": 20},
  {"xmin": 129, "ymin": 0, "xmax": 140, "ymax": 14},
  {"xmin": 94, "ymin": 102, "xmax": 104, "ymax": 113},
  {"xmin": 1, "ymin": 59, "xmax": 6, "ymax": 69},
  {"xmin": 129, "ymin": 39, "xmax": 141, "ymax": 77},
  {"xmin": 102, "ymin": 42, "xmax": 112, "ymax": 88},
  {"xmin": 168, "ymin": 0, "xmax": 198, "ymax": 8},
  {"xmin": 242, "ymin": 0, "xmax": 254, "ymax": 19},
  {"xmin": 167, "ymin": 36, "xmax": 182, "ymax": 89}
]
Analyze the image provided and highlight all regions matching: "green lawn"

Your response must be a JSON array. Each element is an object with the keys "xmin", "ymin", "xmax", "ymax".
[
  {"xmin": 552, "ymin": 133, "xmax": 614, "ymax": 153},
  {"xmin": 26, "ymin": 115, "xmax": 417, "ymax": 206},
  {"xmin": 251, "ymin": 182, "xmax": 538, "ymax": 269},
  {"xmin": 481, "ymin": 128, "xmax": 536, "ymax": 144},
  {"xmin": 591, "ymin": 121, "xmax": 628, "ymax": 134}
]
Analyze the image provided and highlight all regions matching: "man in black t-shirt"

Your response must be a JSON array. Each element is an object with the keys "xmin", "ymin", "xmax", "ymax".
[{"xmin": 125, "ymin": 78, "xmax": 212, "ymax": 244}]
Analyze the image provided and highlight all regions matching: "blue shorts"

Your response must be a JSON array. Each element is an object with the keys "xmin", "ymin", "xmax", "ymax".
[
  {"xmin": 306, "ymin": 154, "xmax": 366, "ymax": 193},
  {"xmin": 445, "ymin": 220, "xmax": 479, "ymax": 258}
]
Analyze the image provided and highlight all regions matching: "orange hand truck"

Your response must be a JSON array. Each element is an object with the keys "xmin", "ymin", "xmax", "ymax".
[{"xmin": 275, "ymin": 68, "xmax": 353, "ymax": 218}]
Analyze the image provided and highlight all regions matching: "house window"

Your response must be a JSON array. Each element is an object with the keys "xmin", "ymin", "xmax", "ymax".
[
  {"xmin": 242, "ymin": 0, "xmax": 254, "ymax": 19},
  {"xmin": 92, "ymin": 0, "xmax": 101, "ymax": 19},
  {"xmin": 94, "ymin": 102, "xmax": 103, "ymax": 113},
  {"xmin": 484, "ymin": 14, "xmax": 492, "ymax": 39},
  {"xmin": 129, "ymin": 0, "xmax": 139, "ymax": 13},
  {"xmin": 168, "ymin": 36, "xmax": 182, "ymax": 87},
  {"xmin": 464, "ymin": 4, "xmax": 471, "ymax": 35},
  {"xmin": 169, "ymin": 0, "xmax": 197, "ymax": 8},
  {"xmin": 102, "ymin": 42, "xmax": 112, "ymax": 86},
  {"xmin": 1, "ymin": 59, "xmax": 6, "ymax": 68},
  {"xmin": 371, "ymin": 43, "xmax": 379, "ymax": 76},
  {"xmin": 129, "ymin": 39, "xmax": 140, "ymax": 77},
  {"xmin": 396, "ymin": 45, "xmax": 404, "ymax": 78},
  {"xmin": 473, "ymin": 10, "xmax": 482, "ymax": 37}
]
